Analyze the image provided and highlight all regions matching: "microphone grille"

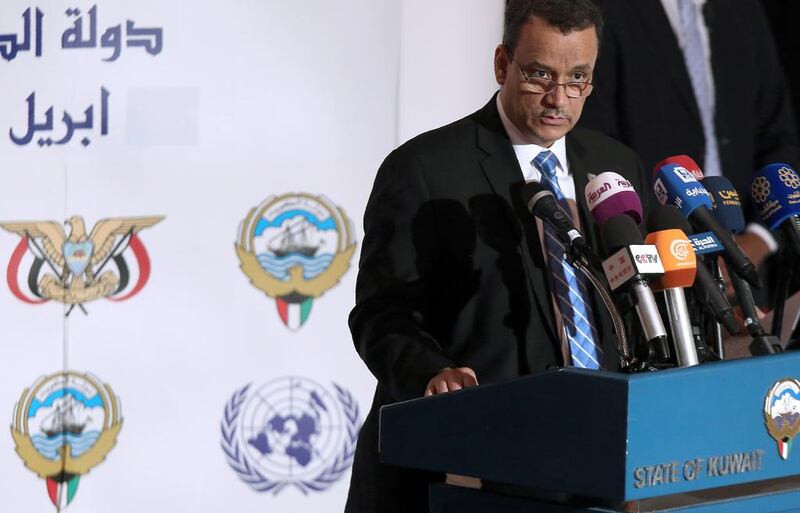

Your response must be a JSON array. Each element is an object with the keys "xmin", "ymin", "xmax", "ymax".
[
  {"xmin": 646, "ymin": 205, "xmax": 692, "ymax": 234},
  {"xmin": 601, "ymin": 214, "xmax": 643, "ymax": 253}
]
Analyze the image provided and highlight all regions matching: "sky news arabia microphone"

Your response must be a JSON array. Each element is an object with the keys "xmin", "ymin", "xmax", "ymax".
[
  {"xmin": 751, "ymin": 163, "xmax": 800, "ymax": 260},
  {"xmin": 653, "ymin": 157, "xmax": 760, "ymax": 288},
  {"xmin": 644, "ymin": 224, "xmax": 700, "ymax": 367},
  {"xmin": 599, "ymin": 215, "xmax": 669, "ymax": 363}
]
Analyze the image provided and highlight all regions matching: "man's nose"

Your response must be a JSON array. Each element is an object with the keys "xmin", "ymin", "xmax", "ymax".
[{"xmin": 543, "ymin": 84, "xmax": 570, "ymax": 108}]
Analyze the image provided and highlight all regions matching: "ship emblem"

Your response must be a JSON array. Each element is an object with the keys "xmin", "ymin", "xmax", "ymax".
[
  {"xmin": 236, "ymin": 193, "xmax": 356, "ymax": 330},
  {"xmin": 11, "ymin": 371, "xmax": 122, "ymax": 509},
  {"xmin": 764, "ymin": 378, "xmax": 800, "ymax": 460},
  {"xmin": 1, "ymin": 215, "xmax": 163, "ymax": 315},
  {"xmin": 220, "ymin": 377, "xmax": 360, "ymax": 494}
]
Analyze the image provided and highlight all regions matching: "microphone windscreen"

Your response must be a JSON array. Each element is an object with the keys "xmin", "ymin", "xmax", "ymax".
[
  {"xmin": 601, "ymin": 214, "xmax": 644, "ymax": 253},
  {"xmin": 585, "ymin": 172, "xmax": 643, "ymax": 225},
  {"xmin": 653, "ymin": 164, "xmax": 713, "ymax": 217},
  {"xmin": 653, "ymin": 155, "xmax": 704, "ymax": 180},
  {"xmin": 702, "ymin": 176, "xmax": 746, "ymax": 234},
  {"xmin": 646, "ymin": 205, "xmax": 693, "ymax": 234},
  {"xmin": 520, "ymin": 181, "xmax": 552, "ymax": 212},
  {"xmin": 751, "ymin": 163, "xmax": 800, "ymax": 230},
  {"xmin": 644, "ymin": 229, "xmax": 697, "ymax": 289}
]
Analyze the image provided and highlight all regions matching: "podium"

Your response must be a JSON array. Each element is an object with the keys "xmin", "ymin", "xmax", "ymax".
[{"xmin": 379, "ymin": 352, "xmax": 800, "ymax": 512}]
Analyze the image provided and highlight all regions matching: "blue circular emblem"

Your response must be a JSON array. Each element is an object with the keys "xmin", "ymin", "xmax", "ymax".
[{"xmin": 221, "ymin": 377, "xmax": 360, "ymax": 494}]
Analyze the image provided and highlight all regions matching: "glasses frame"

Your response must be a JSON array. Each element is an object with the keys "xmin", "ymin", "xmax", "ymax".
[{"xmin": 506, "ymin": 50, "xmax": 594, "ymax": 99}]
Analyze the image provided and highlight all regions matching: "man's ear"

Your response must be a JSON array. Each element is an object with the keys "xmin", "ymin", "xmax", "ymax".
[{"xmin": 494, "ymin": 45, "xmax": 508, "ymax": 85}]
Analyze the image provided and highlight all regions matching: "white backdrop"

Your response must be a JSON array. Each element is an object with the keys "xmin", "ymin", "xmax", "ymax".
[{"xmin": 0, "ymin": 1, "xmax": 502, "ymax": 512}]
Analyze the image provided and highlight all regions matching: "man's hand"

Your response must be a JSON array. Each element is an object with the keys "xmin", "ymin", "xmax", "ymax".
[
  {"xmin": 734, "ymin": 232, "xmax": 770, "ymax": 268},
  {"xmin": 424, "ymin": 367, "xmax": 478, "ymax": 396}
]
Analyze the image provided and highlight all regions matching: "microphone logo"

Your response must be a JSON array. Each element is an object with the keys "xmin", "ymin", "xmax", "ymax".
[
  {"xmin": 752, "ymin": 176, "xmax": 771, "ymax": 204},
  {"xmin": 673, "ymin": 167, "xmax": 698, "ymax": 184},
  {"xmin": 778, "ymin": 167, "xmax": 800, "ymax": 189},
  {"xmin": 670, "ymin": 239, "xmax": 692, "ymax": 261},
  {"xmin": 654, "ymin": 178, "xmax": 668, "ymax": 205}
]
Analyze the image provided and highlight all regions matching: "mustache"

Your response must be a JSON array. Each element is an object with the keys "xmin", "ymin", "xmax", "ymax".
[{"xmin": 540, "ymin": 110, "xmax": 571, "ymax": 119}]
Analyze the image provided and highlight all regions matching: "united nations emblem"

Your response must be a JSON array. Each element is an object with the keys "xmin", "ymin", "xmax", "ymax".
[
  {"xmin": 763, "ymin": 378, "xmax": 800, "ymax": 460},
  {"xmin": 11, "ymin": 371, "xmax": 122, "ymax": 509},
  {"xmin": 220, "ymin": 377, "xmax": 360, "ymax": 494},
  {"xmin": 1, "ymin": 215, "xmax": 163, "ymax": 315},
  {"xmin": 236, "ymin": 193, "xmax": 356, "ymax": 330}
]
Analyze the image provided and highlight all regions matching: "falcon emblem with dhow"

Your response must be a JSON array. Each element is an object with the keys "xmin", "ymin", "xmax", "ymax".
[
  {"xmin": 1, "ymin": 215, "xmax": 163, "ymax": 315},
  {"xmin": 11, "ymin": 371, "xmax": 122, "ymax": 509},
  {"xmin": 236, "ymin": 193, "xmax": 355, "ymax": 330}
]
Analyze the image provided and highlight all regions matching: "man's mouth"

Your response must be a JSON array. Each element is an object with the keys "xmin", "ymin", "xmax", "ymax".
[{"xmin": 541, "ymin": 115, "xmax": 568, "ymax": 126}]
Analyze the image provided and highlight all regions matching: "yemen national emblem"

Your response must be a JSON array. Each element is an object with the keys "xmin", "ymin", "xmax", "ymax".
[
  {"xmin": 236, "ymin": 193, "xmax": 355, "ymax": 330},
  {"xmin": 1, "ymin": 215, "xmax": 163, "ymax": 315},
  {"xmin": 11, "ymin": 371, "xmax": 122, "ymax": 509},
  {"xmin": 764, "ymin": 378, "xmax": 800, "ymax": 460},
  {"xmin": 221, "ymin": 377, "xmax": 361, "ymax": 495}
]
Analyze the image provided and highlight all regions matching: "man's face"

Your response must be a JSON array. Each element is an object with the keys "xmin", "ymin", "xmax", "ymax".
[{"xmin": 495, "ymin": 17, "xmax": 598, "ymax": 147}]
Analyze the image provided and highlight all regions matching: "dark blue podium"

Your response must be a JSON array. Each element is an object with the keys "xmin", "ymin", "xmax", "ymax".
[{"xmin": 379, "ymin": 352, "xmax": 800, "ymax": 512}]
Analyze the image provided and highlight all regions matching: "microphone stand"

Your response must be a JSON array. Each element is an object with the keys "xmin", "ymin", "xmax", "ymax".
[
  {"xmin": 729, "ymin": 272, "xmax": 782, "ymax": 356},
  {"xmin": 565, "ymin": 250, "xmax": 635, "ymax": 370},
  {"xmin": 708, "ymin": 259, "xmax": 725, "ymax": 359},
  {"xmin": 770, "ymin": 248, "xmax": 793, "ymax": 341}
]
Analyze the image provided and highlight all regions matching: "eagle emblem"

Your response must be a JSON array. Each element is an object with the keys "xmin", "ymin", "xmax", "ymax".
[{"xmin": 1, "ymin": 215, "xmax": 163, "ymax": 314}]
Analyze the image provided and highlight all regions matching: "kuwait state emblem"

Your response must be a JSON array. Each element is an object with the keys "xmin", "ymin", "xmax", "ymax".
[
  {"xmin": 1, "ymin": 215, "xmax": 163, "ymax": 315},
  {"xmin": 11, "ymin": 371, "xmax": 122, "ymax": 509},
  {"xmin": 764, "ymin": 378, "xmax": 800, "ymax": 460},
  {"xmin": 236, "ymin": 193, "xmax": 355, "ymax": 330},
  {"xmin": 221, "ymin": 377, "xmax": 360, "ymax": 494}
]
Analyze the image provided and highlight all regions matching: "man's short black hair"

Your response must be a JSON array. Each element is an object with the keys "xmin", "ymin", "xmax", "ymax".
[{"xmin": 503, "ymin": 0, "xmax": 604, "ymax": 51}]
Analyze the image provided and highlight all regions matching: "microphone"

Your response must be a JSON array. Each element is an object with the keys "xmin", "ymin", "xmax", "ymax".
[
  {"xmin": 644, "ymin": 224, "xmax": 700, "ymax": 367},
  {"xmin": 652, "ymin": 158, "xmax": 760, "ymax": 287},
  {"xmin": 600, "ymin": 215, "xmax": 669, "ymax": 363},
  {"xmin": 585, "ymin": 172, "xmax": 643, "ymax": 225},
  {"xmin": 704, "ymin": 175, "xmax": 780, "ymax": 354},
  {"xmin": 522, "ymin": 181, "xmax": 633, "ymax": 364},
  {"xmin": 751, "ymin": 163, "xmax": 800, "ymax": 259},
  {"xmin": 654, "ymin": 154, "xmax": 704, "ymax": 180},
  {"xmin": 702, "ymin": 176, "xmax": 746, "ymax": 233},
  {"xmin": 521, "ymin": 181, "xmax": 589, "ymax": 257},
  {"xmin": 647, "ymin": 205, "xmax": 738, "ymax": 336}
]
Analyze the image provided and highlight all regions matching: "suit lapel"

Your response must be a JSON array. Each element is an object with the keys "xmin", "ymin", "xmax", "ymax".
[
  {"xmin": 632, "ymin": 0, "xmax": 702, "ymax": 126},
  {"xmin": 473, "ymin": 97, "xmax": 558, "ymax": 345}
]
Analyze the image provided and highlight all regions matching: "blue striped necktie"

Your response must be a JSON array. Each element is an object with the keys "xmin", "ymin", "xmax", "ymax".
[
  {"xmin": 533, "ymin": 150, "xmax": 603, "ymax": 369},
  {"xmin": 678, "ymin": 0, "xmax": 721, "ymax": 177}
]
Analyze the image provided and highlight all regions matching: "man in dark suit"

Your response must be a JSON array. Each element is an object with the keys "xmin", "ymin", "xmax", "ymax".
[
  {"xmin": 579, "ymin": 0, "xmax": 799, "ymax": 271},
  {"xmin": 345, "ymin": 1, "xmax": 650, "ymax": 512}
]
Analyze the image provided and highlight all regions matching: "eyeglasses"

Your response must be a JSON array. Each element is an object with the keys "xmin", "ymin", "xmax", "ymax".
[{"xmin": 508, "ymin": 53, "xmax": 594, "ymax": 99}]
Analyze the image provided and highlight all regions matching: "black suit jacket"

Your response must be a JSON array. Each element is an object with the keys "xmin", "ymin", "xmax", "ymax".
[
  {"xmin": 580, "ymin": 0, "xmax": 799, "ymax": 198},
  {"xmin": 345, "ymin": 95, "xmax": 649, "ymax": 513}
]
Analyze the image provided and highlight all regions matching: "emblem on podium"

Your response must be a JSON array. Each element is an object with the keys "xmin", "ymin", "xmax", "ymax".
[{"xmin": 763, "ymin": 378, "xmax": 800, "ymax": 460}]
